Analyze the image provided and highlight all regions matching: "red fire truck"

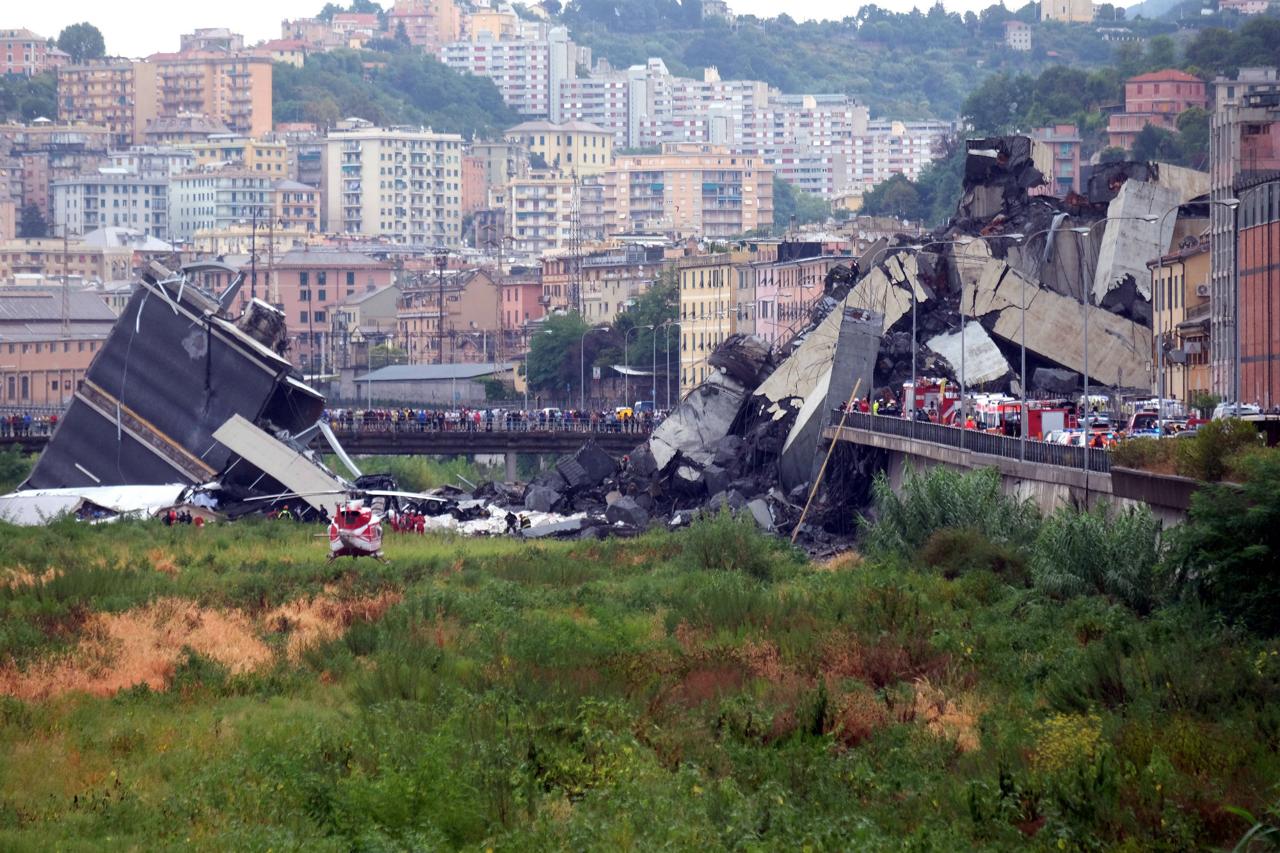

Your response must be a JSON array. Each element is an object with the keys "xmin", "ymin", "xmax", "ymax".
[{"xmin": 902, "ymin": 379, "xmax": 961, "ymax": 423}]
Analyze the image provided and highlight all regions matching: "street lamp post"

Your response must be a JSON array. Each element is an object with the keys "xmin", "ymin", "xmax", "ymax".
[
  {"xmin": 579, "ymin": 326, "xmax": 607, "ymax": 412},
  {"xmin": 433, "ymin": 247, "xmax": 448, "ymax": 365},
  {"xmin": 663, "ymin": 320, "xmax": 680, "ymax": 410},
  {"xmin": 624, "ymin": 324, "xmax": 653, "ymax": 411}
]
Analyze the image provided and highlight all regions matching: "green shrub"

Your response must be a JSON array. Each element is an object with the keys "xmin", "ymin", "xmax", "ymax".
[
  {"xmin": 1111, "ymin": 437, "xmax": 1175, "ymax": 472},
  {"xmin": 681, "ymin": 506, "xmax": 788, "ymax": 582},
  {"xmin": 1168, "ymin": 450, "xmax": 1280, "ymax": 635},
  {"xmin": 0, "ymin": 448, "xmax": 34, "ymax": 493},
  {"xmin": 917, "ymin": 528, "xmax": 1028, "ymax": 584},
  {"xmin": 1174, "ymin": 419, "xmax": 1260, "ymax": 482},
  {"xmin": 1030, "ymin": 503, "xmax": 1163, "ymax": 614},
  {"xmin": 859, "ymin": 466, "xmax": 1041, "ymax": 558}
]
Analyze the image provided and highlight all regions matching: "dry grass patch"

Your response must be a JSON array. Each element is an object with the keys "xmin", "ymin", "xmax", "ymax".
[
  {"xmin": 816, "ymin": 550, "xmax": 864, "ymax": 572},
  {"xmin": 2, "ymin": 567, "xmax": 59, "ymax": 589},
  {"xmin": 912, "ymin": 679, "xmax": 983, "ymax": 753},
  {"xmin": 265, "ymin": 589, "xmax": 402, "ymax": 659},
  {"xmin": 147, "ymin": 548, "xmax": 179, "ymax": 577},
  {"xmin": 0, "ymin": 598, "xmax": 272, "ymax": 700}
]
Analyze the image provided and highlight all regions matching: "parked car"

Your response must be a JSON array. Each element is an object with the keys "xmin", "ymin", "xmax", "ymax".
[{"xmin": 1212, "ymin": 402, "xmax": 1262, "ymax": 420}]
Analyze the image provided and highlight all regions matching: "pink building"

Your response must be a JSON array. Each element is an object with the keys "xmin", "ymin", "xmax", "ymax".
[
  {"xmin": 0, "ymin": 29, "xmax": 68, "ymax": 77},
  {"xmin": 1108, "ymin": 69, "xmax": 1208, "ymax": 150},
  {"xmin": 501, "ymin": 272, "xmax": 545, "ymax": 332},
  {"xmin": 751, "ymin": 254, "xmax": 845, "ymax": 346},
  {"xmin": 1030, "ymin": 124, "xmax": 1082, "ymax": 198}
]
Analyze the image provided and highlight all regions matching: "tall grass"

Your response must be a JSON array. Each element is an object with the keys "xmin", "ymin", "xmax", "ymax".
[
  {"xmin": 858, "ymin": 466, "xmax": 1041, "ymax": 558},
  {"xmin": 1030, "ymin": 503, "xmax": 1163, "ymax": 614}
]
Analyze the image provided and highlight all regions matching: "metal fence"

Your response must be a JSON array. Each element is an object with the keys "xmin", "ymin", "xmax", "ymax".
[{"xmin": 839, "ymin": 411, "xmax": 1111, "ymax": 474}]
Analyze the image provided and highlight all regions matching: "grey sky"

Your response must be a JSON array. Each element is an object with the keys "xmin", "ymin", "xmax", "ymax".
[{"xmin": 22, "ymin": 0, "xmax": 1010, "ymax": 59}]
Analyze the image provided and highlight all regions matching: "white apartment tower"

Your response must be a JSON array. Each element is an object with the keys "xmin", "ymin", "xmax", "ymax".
[{"xmin": 322, "ymin": 126, "xmax": 464, "ymax": 248}]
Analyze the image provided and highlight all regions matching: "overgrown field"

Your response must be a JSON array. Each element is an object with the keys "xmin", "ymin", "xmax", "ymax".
[{"xmin": 1, "ymin": 488, "xmax": 1278, "ymax": 850}]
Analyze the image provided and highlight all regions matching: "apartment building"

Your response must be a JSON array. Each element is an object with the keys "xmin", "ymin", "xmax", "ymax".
[
  {"xmin": 1107, "ymin": 69, "xmax": 1207, "ymax": 151},
  {"xmin": 505, "ymin": 120, "xmax": 613, "ymax": 176},
  {"xmin": 167, "ymin": 169, "xmax": 274, "ymax": 244},
  {"xmin": 1236, "ymin": 177, "xmax": 1280, "ymax": 408},
  {"xmin": 540, "ymin": 243, "xmax": 666, "ymax": 320},
  {"xmin": 1040, "ymin": 0, "xmax": 1094, "ymax": 23},
  {"xmin": 53, "ymin": 172, "xmax": 170, "ymax": 239},
  {"xmin": 0, "ymin": 288, "xmax": 117, "ymax": 408},
  {"xmin": 1030, "ymin": 124, "xmax": 1082, "ymax": 198},
  {"xmin": 179, "ymin": 28, "xmax": 244, "ymax": 53},
  {"xmin": 750, "ymin": 250, "xmax": 846, "ymax": 346},
  {"xmin": 1004, "ymin": 21, "xmax": 1032, "ymax": 51},
  {"xmin": 386, "ymin": 0, "xmax": 461, "ymax": 51},
  {"xmin": 273, "ymin": 179, "xmax": 320, "ymax": 233},
  {"xmin": 0, "ymin": 29, "xmax": 68, "ymax": 77},
  {"xmin": 605, "ymin": 144, "xmax": 773, "ymax": 239},
  {"xmin": 0, "ymin": 235, "xmax": 156, "ymax": 282},
  {"xmin": 58, "ymin": 54, "xmax": 272, "ymax": 146},
  {"xmin": 189, "ymin": 136, "xmax": 288, "ymax": 176},
  {"xmin": 321, "ymin": 126, "xmax": 464, "ymax": 248},
  {"xmin": 397, "ymin": 268, "xmax": 502, "ymax": 364},
  {"xmin": 439, "ymin": 26, "xmax": 581, "ymax": 119},
  {"xmin": 0, "ymin": 122, "xmax": 113, "ymax": 226},
  {"xmin": 506, "ymin": 169, "xmax": 576, "ymax": 257},
  {"xmin": 1209, "ymin": 71, "xmax": 1280, "ymax": 397},
  {"xmin": 106, "ymin": 146, "xmax": 195, "ymax": 178},
  {"xmin": 1148, "ymin": 237, "xmax": 1211, "ymax": 409},
  {"xmin": 677, "ymin": 252, "xmax": 740, "ymax": 393},
  {"xmin": 500, "ymin": 270, "xmax": 545, "ymax": 332}
]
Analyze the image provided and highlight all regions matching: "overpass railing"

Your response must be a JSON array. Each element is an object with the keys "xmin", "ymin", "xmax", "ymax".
[
  {"xmin": 839, "ymin": 411, "xmax": 1111, "ymax": 474},
  {"xmin": 324, "ymin": 417, "xmax": 655, "ymax": 437}
]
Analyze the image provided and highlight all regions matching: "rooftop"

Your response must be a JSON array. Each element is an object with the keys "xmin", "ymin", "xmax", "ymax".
[{"xmin": 355, "ymin": 362, "xmax": 518, "ymax": 383}]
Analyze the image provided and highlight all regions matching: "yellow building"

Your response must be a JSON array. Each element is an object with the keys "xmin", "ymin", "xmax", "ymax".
[
  {"xmin": 677, "ymin": 249, "xmax": 756, "ymax": 393},
  {"xmin": 56, "ymin": 61, "xmax": 153, "ymax": 147},
  {"xmin": 58, "ymin": 54, "xmax": 272, "ymax": 146},
  {"xmin": 462, "ymin": 7, "xmax": 519, "ymax": 41},
  {"xmin": 606, "ymin": 144, "xmax": 774, "ymax": 239},
  {"xmin": 1040, "ymin": 0, "xmax": 1094, "ymax": 23},
  {"xmin": 506, "ymin": 120, "xmax": 614, "ymax": 177},
  {"xmin": 1148, "ymin": 238, "xmax": 1211, "ymax": 406},
  {"xmin": 190, "ymin": 136, "xmax": 288, "ymax": 175}
]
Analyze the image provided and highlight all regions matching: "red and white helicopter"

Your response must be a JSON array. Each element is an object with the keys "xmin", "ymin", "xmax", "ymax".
[{"xmin": 327, "ymin": 497, "xmax": 386, "ymax": 562}]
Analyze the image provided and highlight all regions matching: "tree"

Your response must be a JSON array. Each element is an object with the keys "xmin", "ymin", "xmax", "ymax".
[
  {"xmin": 1176, "ymin": 106, "xmax": 1210, "ymax": 169},
  {"xmin": 1144, "ymin": 35, "xmax": 1177, "ymax": 72},
  {"xmin": 961, "ymin": 72, "xmax": 1035, "ymax": 135},
  {"xmin": 56, "ymin": 23, "xmax": 105, "ymax": 63},
  {"xmin": 1131, "ymin": 124, "xmax": 1182, "ymax": 164},
  {"xmin": 772, "ymin": 177, "xmax": 830, "ymax": 233},
  {"xmin": 17, "ymin": 203, "xmax": 47, "ymax": 238},
  {"xmin": 1184, "ymin": 28, "xmax": 1235, "ymax": 77},
  {"xmin": 525, "ymin": 312, "xmax": 592, "ymax": 397},
  {"xmin": 1169, "ymin": 449, "xmax": 1280, "ymax": 635},
  {"xmin": 368, "ymin": 343, "xmax": 406, "ymax": 369}
]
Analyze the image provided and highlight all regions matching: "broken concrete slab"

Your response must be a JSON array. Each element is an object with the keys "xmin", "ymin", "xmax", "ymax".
[
  {"xmin": 524, "ymin": 486, "xmax": 562, "ymax": 513},
  {"xmin": 574, "ymin": 441, "xmax": 618, "ymax": 485},
  {"xmin": 522, "ymin": 516, "xmax": 587, "ymax": 538},
  {"xmin": 605, "ymin": 495, "xmax": 649, "ymax": 527},
  {"xmin": 702, "ymin": 464, "xmax": 731, "ymax": 498},
  {"xmin": 747, "ymin": 498, "xmax": 774, "ymax": 531},
  {"xmin": 969, "ymin": 260, "xmax": 1152, "ymax": 388},
  {"xmin": 712, "ymin": 435, "xmax": 744, "ymax": 467},
  {"xmin": 211, "ymin": 414, "xmax": 344, "ymax": 516},
  {"xmin": 778, "ymin": 306, "xmax": 884, "ymax": 491},
  {"xmin": 555, "ymin": 457, "xmax": 592, "ymax": 491},
  {"xmin": 650, "ymin": 370, "xmax": 750, "ymax": 469},
  {"xmin": 1033, "ymin": 367, "xmax": 1080, "ymax": 395},
  {"xmin": 925, "ymin": 321, "xmax": 1013, "ymax": 388}
]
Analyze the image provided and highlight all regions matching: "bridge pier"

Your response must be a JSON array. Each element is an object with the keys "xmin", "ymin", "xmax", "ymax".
[{"xmin": 505, "ymin": 450, "xmax": 517, "ymax": 483}]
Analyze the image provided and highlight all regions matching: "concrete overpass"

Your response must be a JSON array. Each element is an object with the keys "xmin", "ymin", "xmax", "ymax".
[
  {"xmin": 822, "ymin": 411, "xmax": 1185, "ymax": 524},
  {"xmin": 1, "ymin": 427, "xmax": 646, "ymax": 482}
]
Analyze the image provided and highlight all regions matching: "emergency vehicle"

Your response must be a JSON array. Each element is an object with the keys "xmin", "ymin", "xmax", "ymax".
[{"xmin": 902, "ymin": 379, "xmax": 961, "ymax": 423}]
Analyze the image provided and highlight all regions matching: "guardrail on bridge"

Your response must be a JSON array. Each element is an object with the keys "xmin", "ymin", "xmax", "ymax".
[{"xmin": 837, "ymin": 411, "xmax": 1112, "ymax": 474}]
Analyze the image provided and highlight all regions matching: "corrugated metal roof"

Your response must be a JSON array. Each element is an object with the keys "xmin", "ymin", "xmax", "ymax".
[
  {"xmin": 356, "ymin": 362, "xmax": 517, "ymax": 382},
  {"xmin": 0, "ymin": 289, "xmax": 116, "ymax": 322}
]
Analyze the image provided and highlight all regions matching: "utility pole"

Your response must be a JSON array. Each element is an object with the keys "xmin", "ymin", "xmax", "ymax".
[
  {"xmin": 249, "ymin": 205, "xmax": 259, "ymax": 302},
  {"xmin": 434, "ymin": 246, "xmax": 448, "ymax": 365}
]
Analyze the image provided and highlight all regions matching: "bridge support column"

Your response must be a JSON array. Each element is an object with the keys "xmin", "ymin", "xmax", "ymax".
[{"xmin": 505, "ymin": 450, "xmax": 518, "ymax": 483}]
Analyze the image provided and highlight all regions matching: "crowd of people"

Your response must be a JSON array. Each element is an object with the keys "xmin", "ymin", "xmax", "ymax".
[
  {"xmin": 322, "ymin": 407, "xmax": 663, "ymax": 434},
  {"xmin": 0, "ymin": 412, "xmax": 57, "ymax": 437}
]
